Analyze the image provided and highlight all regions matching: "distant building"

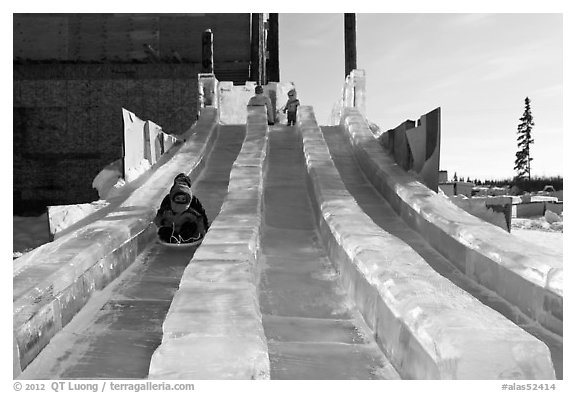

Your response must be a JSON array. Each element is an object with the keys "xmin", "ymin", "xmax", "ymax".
[
  {"xmin": 438, "ymin": 170, "xmax": 448, "ymax": 184},
  {"xmin": 438, "ymin": 181, "xmax": 474, "ymax": 197}
]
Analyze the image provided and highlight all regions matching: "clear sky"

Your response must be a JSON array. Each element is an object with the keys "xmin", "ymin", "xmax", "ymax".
[{"xmin": 279, "ymin": 13, "xmax": 563, "ymax": 181}]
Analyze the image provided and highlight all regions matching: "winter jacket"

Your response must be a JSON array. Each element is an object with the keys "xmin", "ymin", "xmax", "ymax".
[
  {"xmin": 154, "ymin": 183, "xmax": 209, "ymax": 231},
  {"xmin": 248, "ymin": 93, "xmax": 275, "ymax": 123},
  {"xmin": 283, "ymin": 97, "xmax": 300, "ymax": 114}
]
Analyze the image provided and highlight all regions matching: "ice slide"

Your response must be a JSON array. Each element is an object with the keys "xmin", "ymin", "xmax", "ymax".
[
  {"xmin": 14, "ymin": 105, "xmax": 559, "ymax": 380},
  {"xmin": 17, "ymin": 119, "xmax": 247, "ymax": 379}
]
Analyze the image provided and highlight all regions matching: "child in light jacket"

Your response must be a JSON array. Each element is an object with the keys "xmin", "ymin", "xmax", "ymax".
[
  {"xmin": 282, "ymin": 89, "xmax": 300, "ymax": 126},
  {"xmin": 248, "ymin": 85, "xmax": 275, "ymax": 125}
]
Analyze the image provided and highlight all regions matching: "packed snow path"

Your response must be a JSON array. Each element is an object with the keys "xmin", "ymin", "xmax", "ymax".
[
  {"xmin": 321, "ymin": 125, "xmax": 563, "ymax": 379},
  {"xmin": 19, "ymin": 125, "xmax": 246, "ymax": 379},
  {"xmin": 260, "ymin": 125, "xmax": 399, "ymax": 379}
]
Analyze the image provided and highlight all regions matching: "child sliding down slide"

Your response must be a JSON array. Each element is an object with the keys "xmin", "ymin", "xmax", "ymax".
[{"xmin": 154, "ymin": 173, "xmax": 209, "ymax": 244}]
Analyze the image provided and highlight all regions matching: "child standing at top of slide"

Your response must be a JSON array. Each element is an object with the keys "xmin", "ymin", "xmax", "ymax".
[{"xmin": 282, "ymin": 89, "xmax": 300, "ymax": 126}]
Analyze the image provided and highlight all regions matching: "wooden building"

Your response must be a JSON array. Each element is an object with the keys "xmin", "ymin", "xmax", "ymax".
[{"xmin": 13, "ymin": 13, "xmax": 279, "ymax": 214}]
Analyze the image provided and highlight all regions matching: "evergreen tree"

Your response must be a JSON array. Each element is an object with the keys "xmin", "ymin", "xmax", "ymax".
[
  {"xmin": 453, "ymin": 172, "xmax": 458, "ymax": 182},
  {"xmin": 514, "ymin": 97, "xmax": 535, "ymax": 181}
]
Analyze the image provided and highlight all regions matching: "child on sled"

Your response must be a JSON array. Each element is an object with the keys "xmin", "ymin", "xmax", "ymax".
[{"xmin": 154, "ymin": 173, "xmax": 210, "ymax": 244}]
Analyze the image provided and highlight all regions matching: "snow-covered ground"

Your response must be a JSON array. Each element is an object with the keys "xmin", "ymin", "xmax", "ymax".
[{"xmin": 511, "ymin": 216, "xmax": 563, "ymax": 253}]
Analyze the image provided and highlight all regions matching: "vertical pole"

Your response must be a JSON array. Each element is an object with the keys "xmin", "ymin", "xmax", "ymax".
[
  {"xmin": 250, "ymin": 13, "xmax": 262, "ymax": 84},
  {"xmin": 201, "ymin": 29, "xmax": 214, "ymax": 73},
  {"xmin": 344, "ymin": 13, "xmax": 357, "ymax": 78},
  {"xmin": 260, "ymin": 14, "xmax": 267, "ymax": 84},
  {"xmin": 267, "ymin": 13, "xmax": 280, "ymax": 82},
  {"xmin": 258, "ymin": 14, "xmax": 266, "ymax": 85}
]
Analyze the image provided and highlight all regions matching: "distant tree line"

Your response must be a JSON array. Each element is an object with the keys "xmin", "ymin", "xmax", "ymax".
[{"xmin": 474, "ymin": 176, "xmax": 563, "ymax": 192}]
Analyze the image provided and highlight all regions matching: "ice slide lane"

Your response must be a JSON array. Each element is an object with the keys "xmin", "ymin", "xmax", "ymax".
[
  {"xmin": 321, "ymin": 125, "xmax": 563, "ymax": 379},
  {"xmin": 147, "ymin": 107, "xmax": 270, "ymax": 379},
  {"xmin": 259, "ymin": 125, "xmax": 400, "ymax": 379},
  {"xmin": 297, "ymin": 106, "xmax": 555, "ymax": 379},
  {"xmin": 13, "ymin": 108, "xmax": 220, "ymax": 377},
  {"xmin": 18, "ymin": 125, "xmax": 246, "ymax": 379}
]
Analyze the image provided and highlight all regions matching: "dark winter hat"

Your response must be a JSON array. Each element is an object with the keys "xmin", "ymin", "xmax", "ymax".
[
  {"xmin": 255, "ymin": 85, "xmax": 264, "ymax": 94},
  {"xmin": 173, "ymin": 173, "xmax": 192, "ymax": 188},
  {"xmin": 170, "ymin": 182, "xmax": 192, "ymax": 213}
]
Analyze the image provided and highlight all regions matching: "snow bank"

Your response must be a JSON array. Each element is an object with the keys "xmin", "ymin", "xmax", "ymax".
[
  {"xmin": 48, "ymin": 201, "xmax": 109, "ymax": 240},
  {"xmin": 91, "ymin": 159, "xmax": 123, "ymax": 200}
]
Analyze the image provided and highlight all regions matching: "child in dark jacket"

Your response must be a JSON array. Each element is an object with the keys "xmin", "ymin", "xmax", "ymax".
[
  {"xmin": 154, "ymin": 173, "xmax": 209, "ymax": 243},
  {"xmin": 282, "ymin": 89, "xmax": 300, "ymax": 126}
]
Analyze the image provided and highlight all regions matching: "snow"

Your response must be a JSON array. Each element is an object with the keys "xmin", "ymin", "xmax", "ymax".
[
  {"xmin": 512, "ymin": 216, "xmax": 563, "ymax": 233},
  {"xmin": 511, "ymin": 217, "xmax": 563, "ymax": 254},
  {"xmin": 439, "ymin": 188, "xmax": 563, "ymax": 254},
  {"xmin": 91, "ymin": 159, "xmax": 123, "ymax": 200},
  {"xmin": 531, "ymin": 195, "xmax": 559, "ymax": 203},
  {"xmin": 48, "ymin": 201, "xmax": 110, "ymax": 240}
]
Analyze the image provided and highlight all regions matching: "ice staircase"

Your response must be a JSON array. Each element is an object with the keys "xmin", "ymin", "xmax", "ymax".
[{"xmin": 13, "ymin": 92, "xmax": 562, "ymax": 381}]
